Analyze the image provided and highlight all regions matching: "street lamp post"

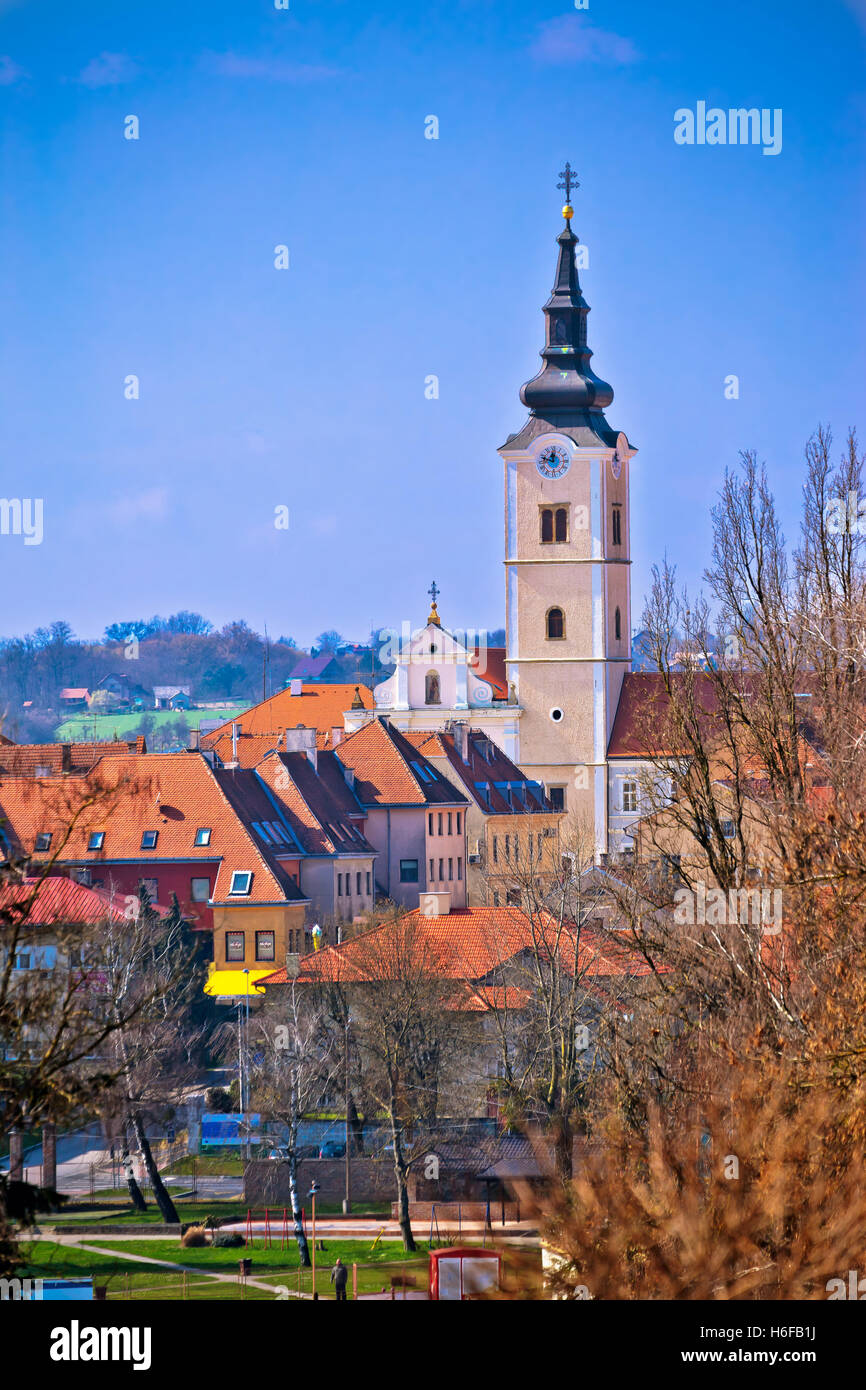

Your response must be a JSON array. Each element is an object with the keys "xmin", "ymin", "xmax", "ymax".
[
  {"xmin": 343, "ymin": 1015, "xmax": 351, "ymax": 1215},
  {"xmin": 241, "ymin": 969, "xmax": 251, "ymax": 1160},
  {"xmin": 308, "ymin": 1180, "xmax": 320, "ymax": 1299}
]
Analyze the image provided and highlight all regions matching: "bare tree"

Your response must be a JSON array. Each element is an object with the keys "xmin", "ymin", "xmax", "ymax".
[
  {"xmin": 322, "ymin": 916, "xmax": 464, "ymax": 1252},
  {"xmin": 101, "ymin": 887, "xmax": 210, "ymax": 1224},
  {"xmin": 248, "ymin": 985, "xmax": 339, "ymax": 1266}
]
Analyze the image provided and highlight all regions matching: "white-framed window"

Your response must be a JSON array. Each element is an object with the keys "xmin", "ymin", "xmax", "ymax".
[
  {"xmin": 229, "ymin": 871, "xmax": 253, "ymax": 896},
  {"xmin": 622, "ymin": 780, "xmax": 639, "ymax": 814}
]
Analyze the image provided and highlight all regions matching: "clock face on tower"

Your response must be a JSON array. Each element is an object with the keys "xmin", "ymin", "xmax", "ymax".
[{"xmin": 536, "ymin": 444, "xmax": 570, "ymax": 479}]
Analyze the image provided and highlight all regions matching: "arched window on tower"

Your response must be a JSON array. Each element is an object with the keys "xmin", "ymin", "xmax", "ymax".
[
  {"xmin": 615, "ymin": 607, "xmax": 621, "ymax": 641},
  {"xmin": 540, "ymin": 508, "xmax": 553, "ymax": 543},
  {"xmin": 612, "ymin": 505, "xmax": 622, "ymax": 547},
  {"xmin": 546, "ymin": 607, "xmax": 565, "ymax": 641},
  {"xmin": 425, "ymin": 670, "xmax": 441, "ymax": 705},
  {"xmin": 555, "ymin": 507, "xmax": 568, "ymax": 543}
]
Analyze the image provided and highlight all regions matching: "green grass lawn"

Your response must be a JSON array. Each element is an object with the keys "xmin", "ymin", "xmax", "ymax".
[
  {"xmin": 16, "ymin": 1236, "xmax": 431, "ymax": 1300},
  {"xmin": 55, "ymin": 705, "xmax": 250, "ymax": 741},
  {"xmin": 165, "ymin": 1154, "xmax": 247, "ymax": 1177},
  {"xmin": 15, "ymin": 1241, "xmax": 277, "ymax": 1300},
  {"xmin": 49, "ymin": 1200, "xmax": 249, "ymax": 1227},
  {"xmin": 108, "ymin": 1236, "xmax": 430, "ymax": 1298}
]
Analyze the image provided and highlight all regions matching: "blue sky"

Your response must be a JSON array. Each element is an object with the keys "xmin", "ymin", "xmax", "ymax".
[{"xmin": 0, "ymin": 0, "xmax": 863, "ymax": 645}]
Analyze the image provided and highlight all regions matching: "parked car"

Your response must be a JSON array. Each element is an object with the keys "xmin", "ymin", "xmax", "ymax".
[
  {"xmin": 382, "ymin": 1137, "xmax": 416, "ymax": 1157},
  {"xmin": 318, "ymin": 1140, "xmax": 346, "ymax": 1159},
  {"xmin": 268, "ymin": 1144, "xmax": 318, "ymax": 1161}
]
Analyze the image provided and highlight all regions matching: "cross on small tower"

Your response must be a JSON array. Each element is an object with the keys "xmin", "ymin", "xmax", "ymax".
[
  {"xmin": 428, "ymin": 581, "xmax": 440, "ymax": 604},
  {"xmin": 557, "ymin": 162, "xmax": 579, "ymax": 203}
]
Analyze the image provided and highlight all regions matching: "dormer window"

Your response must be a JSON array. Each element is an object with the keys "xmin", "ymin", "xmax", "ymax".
[
  {"xmin": 229, "ymin": 871, "xmax": 253, "ymax": 896},
  {"xmin": 141, "ymin": 831, "xmax": 158, "ymax": 850},
  {"xmin": 87, "ymin": 832, "xmax": 105, "ymax": 852},
  {"xmin": 195, "ymin": 828, "xmax": 212, "ymax": 846}
]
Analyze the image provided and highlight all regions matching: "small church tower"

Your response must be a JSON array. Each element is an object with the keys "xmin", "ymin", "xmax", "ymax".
[{"xmin": 498, "ymin": 167, "xmax": 636, "ymax": 856}]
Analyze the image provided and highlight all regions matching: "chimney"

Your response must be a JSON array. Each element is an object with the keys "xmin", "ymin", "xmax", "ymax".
[
  {"xmin": 285, "ymin": 952, "xmax": 301, "ymax": 979},
  {"xmin": 290, "ymin": 679, "xmax": 302, "ymax": 697},
  {"xmin": 452, "ymin": 721, "xmax": 469, "ymax": 764},
  {"xmin": 188, "ymin": 729, "xmax": 200, "ymax": 751},
  {"xmin": 419, "ymin": 891, "xmax": 451, "ymax": 917},
  {"xmin": 283, "ymin": 724, "xmax": 317, "ymax": 772},
  {"xmin": 61, "ymin": 743, "xmax": 72, "ymax": 773},
  {"xmin": 331, "ymin": 726, "xmax": 343, "ymax": 747}
]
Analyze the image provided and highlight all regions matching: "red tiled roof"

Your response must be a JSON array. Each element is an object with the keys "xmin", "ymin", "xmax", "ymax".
[
  {"xmin": 59, "ymin": 688, "xmax": 89, "ymax": 699},
  {"xmin": 0, "ymin": 752, "xmax": 304, "ymax": 907},
  {"xmin": 0, "ymin": 875, "xmax": 134, "ymax": 926},
  {"xmin": 257, "ymin": 905, "xmax": 655, "ymax": 987},
  {"xmin": 335, "ymin": 719, "xmax": 469, "ymax": 808},
  {"xmin": 201, "ymin": 684, "xmax": 373, "ymax": 744},
  {"xmin": 607, "ymin": 672, "xmax": 721, "ymax": 758},
  {"xmin": 471, "ymin": 645, "xmax": 508, "ymax": 700}
]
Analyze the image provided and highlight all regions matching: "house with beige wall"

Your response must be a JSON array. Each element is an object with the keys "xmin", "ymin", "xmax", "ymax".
[{"xmin": 336, "ymin": 717, "xmax": 469, "ymax": 908}]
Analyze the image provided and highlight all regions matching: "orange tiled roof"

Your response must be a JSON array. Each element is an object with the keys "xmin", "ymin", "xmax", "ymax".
[
  {"xmin": 0, "ymin": 752, "xmax": 304, "ymax": 907},
  {"xmin": 257, "ymin": 904, "xmax": 654, "ymax": 987},
  {"xmin": 336, "ymin": 719, "xmax": 468, "ymax": 808},
  {"xmin": 0, "ymin": 738, "xmax": 148, "ymax": 776},
  {"xmin": 201, "ymin": 684, "xmax": 373, "ymax": 744},
  {"xmin": 226, "ymin": 753, "xmax": 375, "ymax": 860}
]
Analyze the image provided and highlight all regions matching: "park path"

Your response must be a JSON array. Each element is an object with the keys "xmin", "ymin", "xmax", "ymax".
[{"xmin": 57, "ymin": 1236, "xmax": 308, "ymax": 1299}]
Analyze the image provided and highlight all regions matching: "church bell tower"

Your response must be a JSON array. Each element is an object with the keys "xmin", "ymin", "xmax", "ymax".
[{"xmin": 499, "ymin": 167, "xmax": 636, "ymax": 857}]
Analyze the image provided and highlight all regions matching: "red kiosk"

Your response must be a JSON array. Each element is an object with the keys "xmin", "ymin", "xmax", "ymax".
[{"xmin": 429, "ymin": 1247, "xmax": 501, "ymax": 1300}]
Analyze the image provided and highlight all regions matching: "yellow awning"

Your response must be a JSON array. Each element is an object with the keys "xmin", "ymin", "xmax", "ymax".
[{"xmin": 203, "ymin": 966, "xmax": 273, "ymax": 998}]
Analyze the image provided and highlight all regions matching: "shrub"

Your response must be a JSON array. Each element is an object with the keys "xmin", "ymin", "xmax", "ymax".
[
  {"xmin": 212, "ymin": 1231, "xmax": 245, "ymax": 1248},
  {"xmin": 181, "ymin": 1225, "xmax": 209, "ymax": 1248}
]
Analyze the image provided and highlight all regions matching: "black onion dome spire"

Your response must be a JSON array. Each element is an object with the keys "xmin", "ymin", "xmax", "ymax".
[
  {"xmin": 502, "ymin": 171, "xmax": 619, "ymax": 451},
  {"xmin": 520, "ymin": 222, "xmax": 613, "ymax": 414}
]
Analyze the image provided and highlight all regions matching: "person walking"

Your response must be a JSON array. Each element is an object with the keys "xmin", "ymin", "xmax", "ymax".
[{"xmin": 330, "ymin": 1256, "xmax": 348, "ymax": 1301}]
